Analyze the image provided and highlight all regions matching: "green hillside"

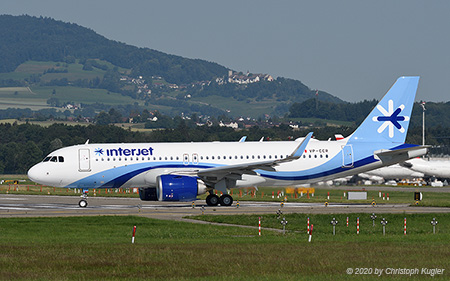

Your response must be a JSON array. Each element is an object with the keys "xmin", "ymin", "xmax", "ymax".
[{"xmin": 0, "ymin": 15, "xmax": 343, "ymax": 118}]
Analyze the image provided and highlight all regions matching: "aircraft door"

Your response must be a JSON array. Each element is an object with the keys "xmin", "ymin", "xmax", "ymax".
[
  {"xmin": 341, "ymin": 145, "xmax": 353, "ymax": 168},
  {"xmin": 79, "ymin": 148, "xmax": 91, "ymax": 172}
]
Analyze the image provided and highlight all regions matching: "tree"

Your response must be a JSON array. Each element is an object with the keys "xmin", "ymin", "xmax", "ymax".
[{"xmin": 95, "ymin": 111, "xmax": 110, "ymax": 125}]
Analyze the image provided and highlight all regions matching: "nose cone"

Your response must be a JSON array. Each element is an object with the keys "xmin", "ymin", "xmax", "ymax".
[{"xmin": 27, "ymin": 164, "xmax": 45, "ymax": 185}]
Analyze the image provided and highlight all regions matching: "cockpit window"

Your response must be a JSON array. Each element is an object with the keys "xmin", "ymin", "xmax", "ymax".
[{"xmin": 43, "ymin": 156, "xmax": 64, "ymax": 162}]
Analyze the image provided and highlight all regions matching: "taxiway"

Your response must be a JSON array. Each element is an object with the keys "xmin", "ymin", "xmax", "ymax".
[{"xmin": 1, "ymin": 194, "xmax": 449, "ymax": 222}]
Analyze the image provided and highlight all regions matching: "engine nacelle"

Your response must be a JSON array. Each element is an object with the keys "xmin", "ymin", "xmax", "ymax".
[{"xmin": 140, "ymin": 175, "xmax": 206, "ymax": 202}]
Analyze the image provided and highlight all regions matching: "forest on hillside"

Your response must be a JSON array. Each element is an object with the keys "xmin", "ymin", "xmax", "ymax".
[{"xmin": 0, "ymin": 15, "xmax": 227, "ymax": 84}]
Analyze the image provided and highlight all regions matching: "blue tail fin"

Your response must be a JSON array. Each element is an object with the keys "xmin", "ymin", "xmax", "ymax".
[{"xmin": 349, "ymin": 76, "xmax": 419, "ymax": 144}]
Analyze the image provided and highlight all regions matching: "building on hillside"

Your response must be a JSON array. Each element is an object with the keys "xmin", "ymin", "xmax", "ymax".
[{"xmin": 227, "ymin": 70, "xmax": 274, "ymax": 84}]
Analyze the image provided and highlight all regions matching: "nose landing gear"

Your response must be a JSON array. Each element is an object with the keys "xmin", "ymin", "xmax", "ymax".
[{"xmin": 78, "ymin": 189, "xmax": 89, "ymax": 207}]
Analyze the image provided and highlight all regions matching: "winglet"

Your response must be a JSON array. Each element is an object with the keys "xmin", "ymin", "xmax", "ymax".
[
  {"xmin": 290, "ymin": 132, "xmax": 313, "ymax": 158},
  {"xmin": 239, "ymin": 136, "xmax": 247, "ymax": 142}
]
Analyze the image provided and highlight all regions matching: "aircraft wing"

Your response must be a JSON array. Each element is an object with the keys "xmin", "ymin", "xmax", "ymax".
[
  {"xmin": 167, "ymin": 132, "xmax": 313, "ymax": 187},
  {"xmin": 196, "ymin": 132, "xmax": 313, "ymax": 183}
]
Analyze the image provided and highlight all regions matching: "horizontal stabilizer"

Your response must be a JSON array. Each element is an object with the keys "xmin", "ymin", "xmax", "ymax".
[{"xmin": 374, "ymin": 145, "xmax": 428, "ymax": 163}]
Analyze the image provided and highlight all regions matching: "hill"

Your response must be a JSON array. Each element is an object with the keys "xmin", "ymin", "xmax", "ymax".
[
  {"xmin": 0, "ymin": 15, "xmax": 227, "ymax": 84},
  {"xmin": 0, "ymin": 15, "xmax": 342, "ymax": 118}
]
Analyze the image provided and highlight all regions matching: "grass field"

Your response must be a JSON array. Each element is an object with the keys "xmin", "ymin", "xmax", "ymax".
[
  {"xmin": 0, "ymin": 60, "xmax": 140, "ymax": 109},
  {"xmin": 190, "ymin": 95, "xmax": 285, "ymax": 119},
  {"xmin": 0, "ymin": 215, "xmax": 448, "ymax": 280},
  {"xmin": 0, "ymin": 86, "xmax": 139, "ymax": 110}
]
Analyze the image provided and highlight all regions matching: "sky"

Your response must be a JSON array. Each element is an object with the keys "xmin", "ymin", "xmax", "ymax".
[{"xmin": 3, "ymin": 0, "xmax": 450, "ymax": 102}]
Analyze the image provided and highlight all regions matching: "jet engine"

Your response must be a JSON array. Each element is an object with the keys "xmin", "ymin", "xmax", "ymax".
[{"xmin": 139, "ymin": 175, "xmax": 207, "ymax": 202}]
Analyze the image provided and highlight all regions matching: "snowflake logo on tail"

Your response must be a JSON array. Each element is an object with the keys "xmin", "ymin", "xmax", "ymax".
[{"xmin": 372, "ymin": 99, "xmax": 409, "ymax": 138}]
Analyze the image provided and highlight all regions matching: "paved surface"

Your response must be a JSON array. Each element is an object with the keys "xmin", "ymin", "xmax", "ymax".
[
  {"xmin": 318, "ymin": 186, "xmax": 450, "ymax": 193},
  {"xmin": 1, "ymin": 194, "xmax": 449, "ymax": 222}
]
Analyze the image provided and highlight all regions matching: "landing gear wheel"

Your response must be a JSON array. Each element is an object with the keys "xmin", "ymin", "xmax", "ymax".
[
  {"xmin": 79, "ymin": 199, "xmax": 88, "ymax": 208},
  {"xmin": 219, "ymin": 194, "xmax": 233, "ymax": 206},
  {"xmin": 206, "ymin": 194, "xmax": 219, "ymax": 206}
]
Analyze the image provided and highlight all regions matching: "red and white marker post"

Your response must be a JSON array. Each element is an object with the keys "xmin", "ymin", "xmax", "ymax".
[
  {"xmin": 387, "ymin": 193, "xmax": 390, "ymax": 201},
  {"xmin": 131, "ymin": 225, "xmax": 137, "ymax": 244},
  {"xmin": 357, "ymin": 217, "xmax": 360, "ymax": 234},
  {"xmin": 258, "ymin": 217, "xmax": 261, "ymax": 236},
  {"xmin": 307, "ymin": 217, "xmax": 310, "ymax": 234},
  {"xmin": 308, "ymin": 224, "xmax": 313, "ymax": 242},
  {"xmin": 346, "ymin": 217, "xmax": 349, "ymax": 227},
  {"xmin": 404, "ymin": 217, "xmax": 407, "ymax": 235}
]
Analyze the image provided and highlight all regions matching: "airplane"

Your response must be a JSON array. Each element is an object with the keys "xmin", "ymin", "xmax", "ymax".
[
  {"xmin": 28, "ymin": 76, "xmax": 427, "ymax": 207},
  {"xmin": 402, "ymin": 158, "xmax": 450, "ymax": 181},
  {"xmin": 359, "ymin": 164, "xmax": 425, "ymax": 181}
]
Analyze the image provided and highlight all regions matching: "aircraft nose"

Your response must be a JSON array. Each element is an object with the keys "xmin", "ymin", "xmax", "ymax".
[{"xmin": 27, "ymin": 164, "xmax": 46, "ymax": 184}]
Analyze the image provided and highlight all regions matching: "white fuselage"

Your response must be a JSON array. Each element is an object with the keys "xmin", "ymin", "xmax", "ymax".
[
  {"xmin": 405, "ymin": 158, "xmax": 450, "ymax": 179},
  {"xmin": 27, "ymin": 137, "xmax": 424, "ymax": 190}
]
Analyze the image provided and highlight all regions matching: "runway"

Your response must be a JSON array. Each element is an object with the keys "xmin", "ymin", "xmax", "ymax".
[{"xmin": 1, "ymin": 194, "xmax": 449, "ymax": 221}]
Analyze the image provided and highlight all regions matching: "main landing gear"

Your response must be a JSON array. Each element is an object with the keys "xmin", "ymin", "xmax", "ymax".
[
  {"xmin": 79, "ymin": 189, "xmax": 89, "ymax": 208},
  {"xmin": 206, "ymin": 193, "xmax": 233, "ymax": 207}
]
